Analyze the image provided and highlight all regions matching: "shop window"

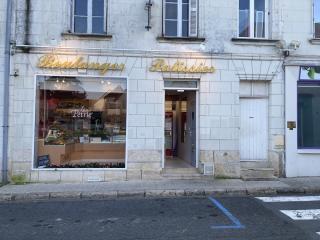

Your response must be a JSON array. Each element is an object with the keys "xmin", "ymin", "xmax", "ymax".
[
  {"xmin": 298, "ymin": 67, "xmax": 320, "ymax": 149},
  {"xmin": 35, "ymin": 76, "xmax": 127, "ymax": 168},
  {"xmin": 239, "ymin": 0, "xmax": 268, "ymax": 38},
  {"xmin": 73, "ymin": 0, "xmax": 106, "ymax": 34},
  {"xmin": 163, "ymin": 0, "xmax": 198, "ymax": 37},
  {"xmin": 314, "ymin": 0, "xmax": 320, "ymax": 38}
]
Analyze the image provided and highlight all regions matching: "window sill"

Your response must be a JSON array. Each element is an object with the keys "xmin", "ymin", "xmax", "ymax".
[
  {"xmin": 157, "ymin": 36, "xmax": 206, "ymax": 44},
  {"xmin": 61, "ymin": 32, "xmax": 113, "ymax": 41},
  {"xmin": 231, "ymin": 37, "xmax": 280, "ymax": 46},
  {"xmin": 309, "ymin": 38, "xmax": 320, "ymax": 45},
  {"xmin": 297, "ymin": 149, "xmax": 320, "ymax": 154}
]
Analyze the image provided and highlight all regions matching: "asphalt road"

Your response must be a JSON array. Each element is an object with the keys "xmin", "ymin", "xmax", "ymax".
[{"xmin": 0, "ymin": 196, "xmax": 318, "ymax": 240}]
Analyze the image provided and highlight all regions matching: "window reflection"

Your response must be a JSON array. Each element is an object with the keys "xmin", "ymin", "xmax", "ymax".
[
  {"xmin": 315, "ymin": 0, "xmax": 320, "ymax": 38},
  {"xmin": 239, "ymin": 0, "xmax": 266, "ymax": 38},
  {"xmin": 164, "ymin": 0, "xmax": 190, "ymax": 37},
  {"xmin": 35, "ymin": 76, "xmax": 126, "ymax": 168},
  {"xmin": 298, "ymin": 84, "xmax": 320, "ymax": 149},
  {"xmin": 254, "ymin": 0, "xmax": 265, "ymax": 38},
  {"xmin": 239, "ymin": 0, "xmax": 250, "ymax": 37}
]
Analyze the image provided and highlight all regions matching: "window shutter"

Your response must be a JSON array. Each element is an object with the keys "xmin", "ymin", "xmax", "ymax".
[
  {"xmin": 189, "ymin": 0, "xmax": 198, "ymax": 37},
  {"xmin": 163, "ymin": 0, "xmax": 166, "ymax": 36},
  {"xmin": 70, "ymin": 0, "xmax": 73, "ymax": 32}
]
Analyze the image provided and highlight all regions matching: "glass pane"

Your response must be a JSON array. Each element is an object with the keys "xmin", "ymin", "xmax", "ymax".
[
  {"xmin": 315, "ymin": 0, "xmax": 320, "ymax": 38},
  {"xmin": 75, "ymin": 0, "xmax": 87, "ymax": 16},
  {"xmin": 239, "ymin": 0, "xmax": 250, "ymax": 37},
  {"xmin": 166, "ymin": 0, "xmax": 177, "ymax": 2},
  {"xmin": 254, "ymin": 0, "xmax": 265, "ymax": 37},
  {"xmin": 300, "ymin": 66, "xmax": 320, "ymax": 80},
  {"xmin": 165, "ymin": 20, "xmax": 178, "ymax": 36},
  {"xmin": 92, "ymin": 17, "xmax": 104, "ymax": 33},
  {"xmin": 182, "ymin": 21, "xmax": 189, "ymax": 37},
  {"xmin": 92, "ymin": 0, "xmax": 104, "ymax": 16},
  {"xmin": 182, "ymin": 4, "xmax": 189, "ymax": 20},
  {"xmin": 182, "ymin": 0, "xmax": 189, "ymax": 3},
  {"xmin": 164, "ymin": 80, "xmax": 198, "ymax": 89},
  {"xmin": 298, "ymin": 85, "xmax": 320, "ymax": 148},
  {"xmin": 35, "ymin": 76, "xmax": 127, "ymax": 169},
  {"xmin": 74, "ymin": 16, "xmax": 87, "ymax": 33},
  {"xmin": 165, "ymin": 3, "xmax": 178, "ymax": 19}
]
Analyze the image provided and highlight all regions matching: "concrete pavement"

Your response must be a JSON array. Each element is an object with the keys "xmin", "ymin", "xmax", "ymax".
[{"xmin": 0, "ymin": 177, "xmax": 320, "ymax": 202}]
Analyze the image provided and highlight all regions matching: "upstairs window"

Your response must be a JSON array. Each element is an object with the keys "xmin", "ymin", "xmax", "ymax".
[
  {"xmin": 163, "ymin": 0, "xmax": 198, "ymax": 37},
  {"xmin": 73, "ymin": 0, "xmax": 106, "ymax": 34},
  {"xmin": 314, "ymin": 0, "xmax": 320, "ymax": 38},
  {"xmin": 239, "ymin": 0, "xmax": 268, "ymax": 38}
]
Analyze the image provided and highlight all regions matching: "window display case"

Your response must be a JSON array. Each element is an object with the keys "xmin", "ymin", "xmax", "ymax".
[{"xmin": 35, "ymin": 76, "xmax": 127, "ymax": 168}]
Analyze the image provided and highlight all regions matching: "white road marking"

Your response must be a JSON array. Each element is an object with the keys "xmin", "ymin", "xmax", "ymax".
[
  {"xmin": 256, "ymin": 196, "xmax": 320, "ymax": 203},
  {"xmin": 280, "ymin": 209, "xmax": 320, "ymax": 220},
  {"xmin": 317, "ymin": 232, "xmax": 320, "ymax": 235}
]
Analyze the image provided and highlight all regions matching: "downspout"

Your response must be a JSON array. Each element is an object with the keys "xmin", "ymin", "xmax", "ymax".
[
  {"xmin": 2, "ymin": 0, "xmax": 12, "ymax": 183},
  {"xmin": 282, "ymin": 61, "xmax": 286, "ymax": 178},
  {"xmin": 25, "ymin": 0, "xmax": 30, "ymax": 46}
]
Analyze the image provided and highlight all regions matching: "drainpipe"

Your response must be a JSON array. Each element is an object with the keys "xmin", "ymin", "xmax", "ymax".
[{"xmin": 2, "ymin": 0, "xmax": 12, "ymax": 183}]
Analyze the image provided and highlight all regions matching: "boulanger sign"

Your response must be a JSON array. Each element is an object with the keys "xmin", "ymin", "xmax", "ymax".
[
  {"xmin": 149, "ymin": 59, "xmax": 215, "ymax": 73},
  {"xmin": 37, "ymin": 55, "xmax": 125, "ymax": 74}
]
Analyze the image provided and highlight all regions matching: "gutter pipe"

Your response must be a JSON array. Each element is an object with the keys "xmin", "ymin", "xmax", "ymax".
[{"xmin": 2, "ymin": 0, "xmax": 12, "ymax": 183}]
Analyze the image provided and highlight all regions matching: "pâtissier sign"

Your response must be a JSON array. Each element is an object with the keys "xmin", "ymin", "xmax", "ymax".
[{"xmin": 149, "ymin": 59, "xmax": 215, "ymax": 73}]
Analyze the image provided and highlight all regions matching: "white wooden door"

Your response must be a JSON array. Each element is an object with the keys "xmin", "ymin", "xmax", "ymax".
[{"xmin": 240, "ymin": 98, "xmax": 268, "ymax": 161}]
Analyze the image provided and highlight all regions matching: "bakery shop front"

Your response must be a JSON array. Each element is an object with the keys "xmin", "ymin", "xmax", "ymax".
[
  {"xmin": 16, "ymin": 51, "xmax": 219, "ymax": 182},
  {"xmin": 10, "ymin": 47, "xmax": 283, "ymax": 182}
]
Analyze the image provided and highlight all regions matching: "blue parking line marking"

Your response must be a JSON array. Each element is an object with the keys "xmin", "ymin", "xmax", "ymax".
[{"xmin": 208, "ymin": 196, "xmax": 245, "ymax": 229}]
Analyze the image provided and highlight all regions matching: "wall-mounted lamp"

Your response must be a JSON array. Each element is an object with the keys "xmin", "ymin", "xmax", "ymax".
[
  {"xmin": 283, "ymin": 50, "xmax": 290, "ymax": 57},
  {"xmin": 145, "ymin": 0, "xmax": 152, "ymax": 31}
]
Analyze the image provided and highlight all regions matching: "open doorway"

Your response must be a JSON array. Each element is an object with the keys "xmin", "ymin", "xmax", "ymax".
[{"xmin": 164, "ymin": 90, "xmax": 197, "ymax": 169}]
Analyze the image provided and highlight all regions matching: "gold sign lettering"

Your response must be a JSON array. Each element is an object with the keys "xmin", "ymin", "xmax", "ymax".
[
  {"xmin": 37, "ymin": 55, "xmax": 125, "ymax": 74},
  {"xmin": 149, "ymin": 59, "xmax": 215, "ymax": 73}
]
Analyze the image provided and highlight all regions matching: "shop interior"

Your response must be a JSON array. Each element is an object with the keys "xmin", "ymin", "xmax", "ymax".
[
  {"xmin": 35, "ymin": 76, "xmax": 127, "ymax": 168},
  {"xmin": 165, "ymin": 90, "xmax": 197, "ymax": 169}
]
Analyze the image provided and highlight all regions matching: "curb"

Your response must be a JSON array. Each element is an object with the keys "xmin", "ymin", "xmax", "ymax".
[{"xmin": 0, "ymin": 187, "xmax": 318, "ymax": 202}]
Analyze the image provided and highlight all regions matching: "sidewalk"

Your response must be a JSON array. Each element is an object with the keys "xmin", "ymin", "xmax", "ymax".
[{"xmin": 0, "ymin": 177, "xmax": 320, "ymax": 202}]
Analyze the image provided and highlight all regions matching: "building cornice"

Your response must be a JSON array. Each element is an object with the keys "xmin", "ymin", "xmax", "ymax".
[{"xmin": 13, "ymin": 44, "xmax": 282, "ymax": 61}]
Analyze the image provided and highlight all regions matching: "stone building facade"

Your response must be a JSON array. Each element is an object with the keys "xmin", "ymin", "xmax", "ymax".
[{"xmin": 1, "ymin": 0, "xmax": 318, "ymax": 182}]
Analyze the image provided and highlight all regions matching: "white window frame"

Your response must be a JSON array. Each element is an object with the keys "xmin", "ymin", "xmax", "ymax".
[
  {"xmin": 314, "ymin": 0, "xmax": 320, "ymax": 38},
  {"xmin": 72, "ymin": 0, "xmax": 107, "ymax": 34},
  {"xmin": 163, "ymin": 0, "xmax": 198, "ymax": 38},
  {"xmin": 238, "ymin": 0, "xmax": 269, "ymax": 39}
]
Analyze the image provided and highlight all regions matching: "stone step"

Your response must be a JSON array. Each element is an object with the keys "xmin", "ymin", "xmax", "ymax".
[
  {"xmin": 241, "ymin": 168, "xmax": 276, "ymax": 181},
  {"xmin": 161, "ymin": 173, "xmax": 208, "ymax": 180},
  {"xmin": 240, "ymin": 161, "xmax": 272, "ymax": 169},
  {"xmin": 162, "ymin": 167, "xmax": 200, "ymax": 175},
  {"xmin": 161, "ymin": 167, "xmax": 206, "ymax": 180}
]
